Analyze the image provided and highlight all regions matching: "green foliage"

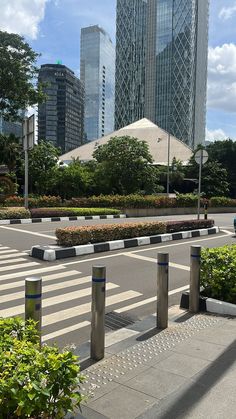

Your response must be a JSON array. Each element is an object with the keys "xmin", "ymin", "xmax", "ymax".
[
  {"xmin": 56, "ymin": 222, "xmax": 167, "ymax": 246},
  {"xmin": 186, "ymin": 154, "xmax": 230, "ymax": 198},
  {"xmin": 0, "ymin": 317, "xmax": 84, "ymax": 418},
  {"xmin": 30, "ymin": 207, "xmax": 121, "ymax": 218},
  {"xmin": 0, "ymin": 207, "xmax": 30, "ymax": 219},
  {"xmin": 0, "ymin": 133, "xmax": 22, "ymax": 172},
  {"xmin": 0, "ymin": 31, "xmax": 44, "ymax": 120},
  {"xmin": 93, "ymin": 136, "xmax": 163, "ymax": 194},
  {"xmin": 209, "ymin": 197, "xmax": 236, "ymax": 207},
  {"xmin": 51, "ymin": 159, "xmax": 96, "ymax": 199},
  {"xmin": 206, "ymin": 139, "xmax": 236, "ymax": 197},
  {"xmin": 201, "ymin": 246, "xmax": 236, "ymax": 304},
  {"xmin": 175, "ymin": 193, "xmax": 198, "ymax": 207},
  {"xmin": 28, "ymin": 141, "xmax": 60, "ymax": 195}
]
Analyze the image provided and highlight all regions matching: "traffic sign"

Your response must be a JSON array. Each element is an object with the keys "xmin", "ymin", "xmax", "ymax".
[{"xmin": 194, "ymin": 149, "xmax": 208, "ymax": 165}]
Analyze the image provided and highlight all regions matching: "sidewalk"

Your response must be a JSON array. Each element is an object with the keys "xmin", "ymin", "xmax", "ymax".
[{"xmin": 76, "ymin": 308, "xmax": 236, "ymax": 419}]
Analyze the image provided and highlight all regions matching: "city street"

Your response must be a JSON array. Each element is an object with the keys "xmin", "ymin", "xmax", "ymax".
[{"xmin": 0, "ymin": 213, "xmax": 235, "ymax": 350}]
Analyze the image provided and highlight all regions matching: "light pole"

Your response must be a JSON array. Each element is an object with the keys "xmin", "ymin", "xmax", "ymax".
[{"xmin": 166, "ymin": 132, "xmax": 170, "ymax": 195}]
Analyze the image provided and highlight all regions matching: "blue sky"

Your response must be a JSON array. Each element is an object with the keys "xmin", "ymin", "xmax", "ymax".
[{"xmin": 1, "ymin": 0, "xmax": 236, "ymax": 141}]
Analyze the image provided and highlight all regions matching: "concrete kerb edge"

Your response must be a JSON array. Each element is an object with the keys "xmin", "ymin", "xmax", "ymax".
[
  {"xmin": 0, "ymin": 214, "xmax": 127, "ymax": 225},
  {"xmin": 180, "ymin": 291, "xmax": 236, "ymax": 316},
  {"xmin": 30, "ymin": 226, "xmax": 220, "ymax": 261}
]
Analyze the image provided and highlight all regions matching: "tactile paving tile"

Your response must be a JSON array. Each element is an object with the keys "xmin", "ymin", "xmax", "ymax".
[{"xmin": 81, "ymin": 314, "xmax": 222, "ymax": 398}]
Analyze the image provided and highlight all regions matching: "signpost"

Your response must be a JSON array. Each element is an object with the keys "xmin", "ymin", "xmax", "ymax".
[
  {"xmin": 194, "ymin": 149, "xmax": 208, "ymax": 220},
  {"xmin": 22, "ymin": 115, "xmax": 35, "ymax": 209}
]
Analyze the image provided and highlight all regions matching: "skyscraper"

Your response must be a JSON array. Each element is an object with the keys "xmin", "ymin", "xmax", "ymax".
[
  {"xmin": 115, "ymin": 0, "xmax": 209, "ymax": 148},
  {"xmin": 80, "ymin": 25, "xmax": 115, "ymax": 141},
  {"xmin": 38, "ymin": 64, "xmax": 84, "ymax": 153}
]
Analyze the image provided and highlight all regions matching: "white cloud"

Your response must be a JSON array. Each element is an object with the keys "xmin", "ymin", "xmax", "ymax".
[
  {"xmin": 219, "ymin": 4, "xmax": 236, "ymax": 21},
  {"xmin": 207, "ymin": 43, "xmax": 236, "ymax": 113},
  {"xmin": 206, "ymin": 128, "xmax": 227, "ymax": 142},
  {"xmin": 0, "ymin": 0, "xmax": 49, "ymax": 39}
]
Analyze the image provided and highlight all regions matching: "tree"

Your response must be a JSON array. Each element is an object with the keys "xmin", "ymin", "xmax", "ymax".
[
  {"xmin": 28, "ymin": 141, "xmax": 60, "ymax": 195},
  {"xmin": 0, "ymin": 133, "xmax": 22, "ymax": 172},
  {"xmin": 93, "ymin": 136, "xmax": 163, "ymax": 194},
  {"xmin": 206, "ymin": 139, "xmax": 236, "ymax": 197},
  {"xmin": 186, "ymin": 155, "xmax": 229, "ymax": 198},
  {"xmin": 0, "ymin": 31, "xmax": 44, "ymax": 120}
]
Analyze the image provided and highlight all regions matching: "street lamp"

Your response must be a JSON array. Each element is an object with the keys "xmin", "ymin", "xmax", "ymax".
[{"xmin": 157, "ymin": 131, "xmax": 171, "ymax": 195}]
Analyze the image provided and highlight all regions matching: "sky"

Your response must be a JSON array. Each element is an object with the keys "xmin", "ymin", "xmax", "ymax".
[{"xmin": 0, "ymin": 0, "xmax": 236, "ymax": 142}]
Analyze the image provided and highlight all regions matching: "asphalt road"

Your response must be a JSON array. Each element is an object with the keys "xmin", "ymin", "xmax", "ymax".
[{"xmin": 0, "ymin": 213, "xmax": 235, "ymax": 350}]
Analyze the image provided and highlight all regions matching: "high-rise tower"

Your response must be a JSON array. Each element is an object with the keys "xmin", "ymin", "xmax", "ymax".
[
  {"xmin": 38, "ymin": 64, "xmax": 84, "ymax": 153},
  {"xmin": 115, "ymin": 0, "xmax": 209, "ymax": 148},
  {"xmin": 80, "ymin": 25, "xmax": 115, "ymax": 141}
]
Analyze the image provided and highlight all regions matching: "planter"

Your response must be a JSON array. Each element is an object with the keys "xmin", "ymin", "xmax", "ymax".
[
  {"xmin": 180, "ymin": 292, "xmax": 236, "ymax": 316},
  {"xmin": 124, "ymin": 207, "xmax": 236, "ymax": 217}
]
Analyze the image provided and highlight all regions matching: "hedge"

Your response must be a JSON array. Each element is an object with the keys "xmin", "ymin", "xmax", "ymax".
[
  {"xmin": 166, "ymin": 219, "xmax": 214, "ymax": 233},
  {"xmin": 201, "ymin": 245, "xmax": 236, "ymax": 304},
  {"xmin": 0, "ymin": 207, "xmax": 30, "ymax": 220},
  {"xmin": 56, "ymin": 219, "xmax": 214, "ymax": 246},
  {"xmin": 30, "ymin": 207, "xmax": 121, "ymax": 218},
  {"xmin": 4, "ymin": 194, "xmax": 236, "ymax": 209},
  {"xmin": 56, "ymin": 222, "xmax": 166, "ymax": 246}
]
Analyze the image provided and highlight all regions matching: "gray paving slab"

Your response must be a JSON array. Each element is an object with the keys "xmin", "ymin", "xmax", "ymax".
[
  {"xmin": 152, "ymin": 353, "xmax": 209, "ymax": 378},
  {"xmin": 171, "ymin": 337, "xmax": 226, "ymax": 361},
  {"xmin": 88, "ymin": 385, "xmax": 158, "ymax": 419}
]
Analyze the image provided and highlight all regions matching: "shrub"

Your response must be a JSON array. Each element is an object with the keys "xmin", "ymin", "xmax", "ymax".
[
  {"xmin": 56, "ymin": 221, "xmax": 167, "ymax": 246},
  {"xmin": 175, "ymin": 193, "xmax": 199, "ymax": 207},
  {"xmin": 30, "ymin": 207, "xmax": 121, "ymax": 218},
  {"xmin": 0, "ymin": 317, "xmax": 84, "ymax": 418},
  {"xmin": 166, "ymin": 219, "xmax": 214, "ymax": 233},
  {"xmin": 201, "ymin": 245, "xmax": 236, "ymax": 304},
  {"xmin": 0, "ymin": 207, "xmax": 30, "ymax": 219},
  {"xmin": 209, "ymin": 196, "xmax": 236, "ymax": 207},
  {"xmin": 5, "ymin": 195, "xmax": 62, "ymax": 208}
]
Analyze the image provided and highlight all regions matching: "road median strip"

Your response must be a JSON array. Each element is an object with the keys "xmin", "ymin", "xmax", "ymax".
[{"xmin": 30, "ymin": 226, "xmax": 220, "ymax": 261}]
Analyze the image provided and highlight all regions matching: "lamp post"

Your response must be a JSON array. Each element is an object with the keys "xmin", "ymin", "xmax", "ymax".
[{"xmin": 166, "ymin": 132, "xmax": 170, "ymax": 195}]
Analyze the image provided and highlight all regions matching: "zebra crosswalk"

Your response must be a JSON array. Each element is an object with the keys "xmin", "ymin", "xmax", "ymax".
[{"xmin": 0, "ymin": 244, "xmax": 145, "ymax": 343}]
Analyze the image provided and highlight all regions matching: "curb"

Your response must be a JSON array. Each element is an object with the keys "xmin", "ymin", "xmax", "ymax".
[
  {"xmin": 30, "ymin": 226, "xmax": 220, "ymax": 261},
  {"xmin": 0, "ymin": 214, "xmax": 126, "ymax": 225},
  {"xmin": 180, "ymin": 291, "xmax": 236, "ymax": 316}
]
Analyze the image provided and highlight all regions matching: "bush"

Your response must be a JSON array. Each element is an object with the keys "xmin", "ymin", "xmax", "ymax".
[
  {"xmin": 5, "ymin": 195, "xmax": 62, "ymax": 208},
  {"xmin": 209, "ymin": 196, "xmax": 236, "ymax": 207},
  {"xmin": 30, "ymin": 207, "xmax": 121, "ymax": 218},
  {"xmin": 0, "ymin": 317, "xmax": 84, "ymax": 418},
  {"xmin": 166, "ymin": 219, "xmax": 214, "ymax": 233},
  {"xmin": 201, "ymin": 245, "xmax": 236, "ymax": 304},
  {"xmin": 175, "ymin": 193, "xmax": 199, "ymax": 207},
  {"xmin": 56, "ymin": 221, "xmax": 167, "ymax": 246},
  {"xmin": 0, "ymin": 207, "xmax": 30, "ymax": 219},
  {"xmin": 56, "ymin": 219, "xmax": 214, "ymax": 246}
]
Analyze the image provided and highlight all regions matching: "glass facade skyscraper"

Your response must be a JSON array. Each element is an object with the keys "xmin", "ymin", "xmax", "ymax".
[
  {"xmin": 115, "ymin": 0, "xmax": 209, "ymax": 148},
  {"xmin": 38, "ymin": 64, "xmax": 84, "ymax": 153},
  {"xmin": 80, "ymin": 25, "xmax": 115, "ymax": 141}
]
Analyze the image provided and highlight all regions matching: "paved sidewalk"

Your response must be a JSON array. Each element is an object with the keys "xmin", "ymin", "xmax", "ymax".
[{"xmin": 77, "ymin": 310, "xmax": 236, "ymax": 419}]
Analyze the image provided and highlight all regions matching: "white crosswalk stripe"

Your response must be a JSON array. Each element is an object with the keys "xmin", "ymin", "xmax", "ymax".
[{"xmin": 0, "ymin": 247, "xmax": 144, "ymax": 342}]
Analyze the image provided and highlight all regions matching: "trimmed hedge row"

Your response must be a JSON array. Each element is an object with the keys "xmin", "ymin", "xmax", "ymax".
[
  {"xmin": 0, "ymin": 207, "xmax": 30, "ymax": 220},
  {"xmin": 30, "ymin": 207, "xmax": 121, "ymax": 218},
  {"xmin": 201, "ymin": 245, "xmax": 236, "ymax": 304},
  {"xmin": 56, "ymin": 219, "xmax": 214, "ymax": 246},
  {"xmin": 4, "ymin": 194, "xmax": 236, "ymax": 209}
]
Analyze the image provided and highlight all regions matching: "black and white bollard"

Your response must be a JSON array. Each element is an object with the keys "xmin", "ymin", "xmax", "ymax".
[
  {"xmin": 157, "ymin": 253, "xmax": 169, "ymax": 329},
  {"xmin": 25, "ymin": 276, "xmax": 42, "ymax": 342},
  {"xmin": 190, "ymin": 246, "xmax": 201, "ymax": 313},
  {"xmin": 91, "ymin": 265, "xmax": 106, "ymax": 361}
]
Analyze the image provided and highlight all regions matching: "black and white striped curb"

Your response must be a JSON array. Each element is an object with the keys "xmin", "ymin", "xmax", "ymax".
[
  {"xmin": 0, "ymin": 214, "xmax": 126, "ymax": 225},
  {"xmin": 30, "ymin": 226, "xmax": 219, "ymax": 261},
  {"xmin": 180, "ymin": 291, "xmax": 236, "ymax": 316}
]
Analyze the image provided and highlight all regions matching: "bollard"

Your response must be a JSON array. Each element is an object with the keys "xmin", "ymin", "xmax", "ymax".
[
  {"xmin": 204, "ymin": 203, "xmax": 208, "ymax": 220},
  {"xmin": 189, "ymin": 246, "xmax": 201, "ymax": 313},
  {"xmin": 25, "ymin": 276, "xmax": 42, "ymax": 343},
  {"xmin": 157, "ymin": 253, "xmax": 169, "ymax": 329},
  {"xmin": 91, "ymin": 265, "xmax": 106, "ymax": 361}
]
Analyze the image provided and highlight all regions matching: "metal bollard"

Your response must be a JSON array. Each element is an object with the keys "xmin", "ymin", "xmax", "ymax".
[
  {"xmin": 204, "ymin": 203, "xmax": 208, "ymax": 220},
  {"xmin": 189, "ymin": 246, "xmax": 201, "ymax": 313},
  {"xmin": 25, "ymin": 276, "xmax": 42, "ymax": 342},
  {"xmin": 91, "ymin": 265, "xmax": 106, "ymax": 361},
  {"xmin": 157, "ymin": 253, "xmax": 169, "ymax": 329}
]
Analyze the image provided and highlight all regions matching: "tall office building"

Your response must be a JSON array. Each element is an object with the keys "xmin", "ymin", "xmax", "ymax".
[
  {"xmin": 80, "ymin": 25, "xmax": 115, "ymax": 141},
  {"xmin": 0, "ymin": 117, "xmax": 22, "ymax": 138},
  {"xmin": 115, "ymin": 0, "xmax": 209, "ymax": 148},
  {"xmin": 38, "ymin": 64, "xmax": 84, "ymax": 153}
]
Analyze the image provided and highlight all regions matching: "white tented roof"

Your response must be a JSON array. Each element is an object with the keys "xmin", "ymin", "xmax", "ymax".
[{"xmin": 60, "ymin": 118, "xmax": 193, "ymax": 165}]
